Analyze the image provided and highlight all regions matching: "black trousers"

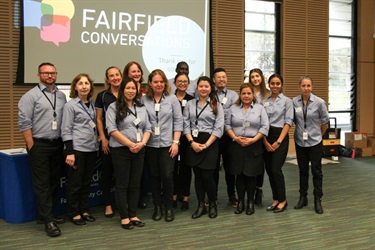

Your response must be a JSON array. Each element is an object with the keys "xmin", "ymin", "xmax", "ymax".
[
  {"xmin": 264, "ymin": 128, "xmax": 289, "ymax": 202},
  {"xmin": 99, "ymin": 149, "xmax": 115, "ymax": 206},
  {"xmin": 28, "ymin": 138, "xmax": 64, "ymax": 222},
  {"xmin": 215, "ymin": 134, "xmax": 236, "ymax": 198},
  {"xmin": 111, "ymin": 147, "xmax": 145, "ymax": 219},
  {"xmin": 295, "ymin": 142, "xmax": 324, "ymax": 198},
  {"xmin": 66, "ymin": 150, "xmax": 97, "ymax": 217},
  {"xmin": 173, "ymin": 158, "xmax": 192, "ymax": 197},
  {"xmin": 236, "ymin": 174, "xmax": 256, "ymax": 202},
  {"xmin": 145, "ymin": 147, "xmax": 175, "ymax": 209},
  {"xmin": 193, "ymin": 167, "xmax": 216, "ymax": 202}
]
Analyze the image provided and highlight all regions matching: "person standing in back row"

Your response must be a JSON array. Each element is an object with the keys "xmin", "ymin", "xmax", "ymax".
[
  {"xmin": 293, "ymin": 76, "xmax": 329, "ymax": 214},
  {"xmin": 169, "ymin": 61, "xmax": 197, "ymax": 97},
  {"xmin": 18, "ymin": 62, "xmax": 66, "ymax": 237},
  {"xmin": 212, "ymin": 67, "xmax": 239, "ymax": 207},
  {"xmin": 249, "ymin": 68, "xmax": 270, "ymax": 205}
]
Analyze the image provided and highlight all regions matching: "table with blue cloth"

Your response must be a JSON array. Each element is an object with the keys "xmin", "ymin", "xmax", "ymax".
[{"xmin": 0, "ymin": 149, "xmax": 109, "ymax": 224}]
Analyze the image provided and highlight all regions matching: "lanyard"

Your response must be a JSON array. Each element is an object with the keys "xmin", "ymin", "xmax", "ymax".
[
  {"xmin": 79, "ymin": 101, "xmax": 96, "ymax": 131},
  {"xmin": 153, "ymin": 97, "xmax": 161, "ymax": 124},
  {"xmin": 301, "ymin": 95, "xmax": 310, "ymax": 130},
  {"xmin": 195, "ymin": 100, "xmax": 209, "ymax": 126},
  {"xmin": 38, "ymin": 85, "xmax": 57, "ymax": 119},
  {"xmin": 127, "ymin": 105, "xmax": 139, "ymax": 129},
  {"xmin": 216, "ymin": 90, "xmax": 227, "ymax": 105}
]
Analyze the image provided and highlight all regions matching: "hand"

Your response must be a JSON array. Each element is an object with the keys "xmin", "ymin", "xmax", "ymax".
[
  {"xmin": 101, "ymin": 138, "xmax": 110, "ymax": 154},
  {"xmin": 66, "ymin": 154, "xmax": 75, "ymax": 168},
  {"xmin": 169, "ymin": 143, "xmax": 179, "ymax": 158},
  {"xmin": 27, "ymin": 141, "xmax": 34, "ymax": 151},
  {"xmin": 263, "ymin": 140, "xmax": 275, "ymax": 152},
  {"xmin": 130, "ymin": 142, "xmax": 144, "ymax": 154},
  {"xmin": 270, "ymin": 141, "xmax": 281, "ymax": 151}
]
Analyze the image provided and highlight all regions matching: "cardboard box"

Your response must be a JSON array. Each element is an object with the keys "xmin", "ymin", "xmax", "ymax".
[
  {"xmin": 345, "ymin": 132, "xmax": 368, "ymax": 149},
  {"xmin": 358, "ymin": 147, "xmax": 373, "ymax": 157},
  {"xmin": 367, "ymin": 135, "xmax": 375, "ymax": 155}
]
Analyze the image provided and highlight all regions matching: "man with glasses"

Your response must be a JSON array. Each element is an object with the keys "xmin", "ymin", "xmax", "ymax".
[{"xmin": 18, "ymin": 62, "xmax": 67, "ymax": 237}]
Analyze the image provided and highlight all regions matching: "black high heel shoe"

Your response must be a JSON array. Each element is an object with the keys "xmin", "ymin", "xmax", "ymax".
[
  {"xmin": 266, "ymin": 203, "xmax": 279, "ymax": 211},
  {"xmin": 274, "ymin": 202, "xmax": 288, "ymax": 213},
  {"xmin": 234, "ymin": 200, "xmax": 245, "ymax": 214},
  {"xmin": 192, "ymin": 202, "xmax": 207, "ymax": 219}
]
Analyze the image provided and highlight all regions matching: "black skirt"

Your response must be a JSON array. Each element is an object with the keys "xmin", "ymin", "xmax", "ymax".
[
  {"xmin": 228, "ymin": 138, "xmax": 264, "ymax": 176},
  {"xmin": 185, "ymin": 132, "xmax": 219, "ymax": 170}
]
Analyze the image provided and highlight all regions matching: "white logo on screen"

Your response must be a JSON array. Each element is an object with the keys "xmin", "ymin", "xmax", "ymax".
[{"xmin": 142, "ymin": 15, "xmax": 205, "ymax": 80}]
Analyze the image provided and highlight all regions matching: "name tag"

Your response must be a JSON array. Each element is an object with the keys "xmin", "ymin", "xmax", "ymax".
[
  {"xmin": 89, "ymin": 120, "xmax": 96, "ymax": 129},
  {"xmin": 303, "ymin": 132, "xmax": 308, "ymax": 140},
  {"xmin": 264, "ymin": 102, "xmax": 270, "ymax": 107},
  {"xmin": 221, "ymin": 97, "xmax": 228, "ymax": 105},
  {"xmin": 155, "ymin": 126, "xmax": 160, "ymax": 135},
  {"xmin": 155, "ymin": 103, "xmax": 160, "ymax": 112},
  {"xmin": 192, "ymin": 129, "xmax": 199, "ymax": 138},
  {"xmin": 295, "ymin": 107, "xmax": 302, "ymax": 113},
  {"xmin": 52, "ymin": 120, "xmax": 57, "ymax": 130},
  {"xmin": 243, "ymin": 122, "xmax": 250, "ymax": 128},
  {"xmin": 133, "ymin": 117, "xmax": 141, "ymax": 126},
  {"xmin": 136, "ymin": 132, "xmax": 141, "ymax": 142},
  {"xmin": 182, "ymin": 99, "xmax": 187, "ymax": 107}
]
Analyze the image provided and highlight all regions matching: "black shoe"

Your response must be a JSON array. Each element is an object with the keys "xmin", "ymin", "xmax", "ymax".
[
  {"xmin": 192, "ymin": 202, "xmax": 207, "ymax": 219},
  {"xmin": 121, "ymin": 222, "xmax": 134, "ymax": 230},
  {"xmin": 266, "ymin": 203, "xmax": 279, "ymax": 211},
  {"xmin": 254, "ymin": 188, "xmax": 263, "ymax": 205},
  {"xmin": 70, "ymin": 216, "xmax": 86, "ymax": 225},
  {"xmin": 294, "ymin": 196, "xmax": 308, "ymax": 209},
  {"xmin": 274, "ymin": 202, "xmax": 288, "ymax": 213},
  {"xmin": 314, "ymin": 197, "xmax": 323, "ymax": 214},
  {"xmin": 105, "ymin": 212, "xmax": 114, "ymax": 218},
  {"xmin": 37, "ymin": 216, "xmax": 66, "ymax": 224},
  {"xmin": 152, "ymin": 206, "xmax": 163, "ymax": 221},
  {"xmin": 208, "ymin": 201, "xmax": 218, "ymax": 218},
  {"xmin": 131, "ymin": 219, "xmax": 145, "ymax": 227},
  {"xmin": 181, "ymin": 201, "xmax": 189, "ymax": 211},
  {"xmin": 246, "ymin": 200, "xmax": 255, "ymax": 215},
  {"xmin": 228, "ymin": 196, "xmax": 238, "ymax": 208},
  {"xmin": 82, "ymin": 214, "xmax": 96, "ymax": 222},
  {"xmin": 45, "ymin": 222, "xmax": 61, "ymax": 237},
  {"xmin": 165, "ymin": 209, "xmax": 174, "ymax": 222},
  {"xmin": 234, "ymin": 200, "xmax": 245, "ymax": 214}
]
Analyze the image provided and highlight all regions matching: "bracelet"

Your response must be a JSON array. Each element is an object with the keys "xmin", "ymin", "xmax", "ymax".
[
  {"xmin": 232, "ymin": 136, "xmax": 237, "ymax": 142},
  {"xmin": 141, "ymin": 142, "xmax": 147, "ymax": 146},
  {"xmin": 204, "ymin": 144, "xmax": 208, "ymax": 149},
  {"xmin": 173, "ymin": 140, "xmax": 180, "ymax": 145}
]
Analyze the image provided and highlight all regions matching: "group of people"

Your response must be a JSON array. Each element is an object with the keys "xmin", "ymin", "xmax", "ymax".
[{"xmin": 18, "ymin": 61, "xmax": 329, "ymax": 237}]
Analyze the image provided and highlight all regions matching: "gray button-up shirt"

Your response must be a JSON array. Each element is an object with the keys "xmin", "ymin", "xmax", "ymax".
[
  {"xmin": 61, "ymin": 98, "xmax": 99, "ymax": 152},
  {"xmin": 141, "ymin": 94, "xmax": 183, "ymax": 148},
  {"xmin": 225, "ymin": 103, "xmax": 269, "ymax": 137},
  {"xmin": 183, "ymin": 98, "xmax": 224, "ymax": 138},
  {"xmin": 293, "ymin": 93, "xmax": 330, "ymax": 147},
  {"xmin": 106, "ymin": 102, "xmax": 152, "ymax": 148},
  {"xmin": 18, "ymin": 83, "xmax": 67, "ymax": 140},
  {"xmin": 263, "ymin": 93, "xmax": 294, "ymax": 128}
]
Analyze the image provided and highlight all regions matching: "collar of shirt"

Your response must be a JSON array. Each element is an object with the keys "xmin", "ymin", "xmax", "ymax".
[
  {"xmin": 38, "ymin": 83, "xmax": 57, "ymax": 93},
  {"xmin": 239, "ymin": 103, "xmax": 253, "ymax": 109},
  {"xmin": 216, "ymin": 87, "xmax": 227, "ymax": 94}
]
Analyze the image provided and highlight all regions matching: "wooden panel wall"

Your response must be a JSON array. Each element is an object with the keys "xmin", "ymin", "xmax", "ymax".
[{"xmin": 211, "ymin": 0, "xmax": 245, "ymax": 90}]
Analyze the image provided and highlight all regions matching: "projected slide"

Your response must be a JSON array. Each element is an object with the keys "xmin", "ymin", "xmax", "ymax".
[{"xmin": 22, "ymin": 0, "xmax": 209, "ymax": 84}]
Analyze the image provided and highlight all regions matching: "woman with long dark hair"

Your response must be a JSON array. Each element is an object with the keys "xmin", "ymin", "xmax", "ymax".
[{"xmin": 106, "ymin": 78, "xmax": 151, "ymax": 229}]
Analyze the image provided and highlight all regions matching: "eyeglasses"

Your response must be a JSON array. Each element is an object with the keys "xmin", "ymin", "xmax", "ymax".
[
  {"xmin": 39, "ymin": 72, "xmax": 58, "ymax": 76},
  {"xmin": 176, "ymin": 80, "xmax": 188, "ymax": 84}
]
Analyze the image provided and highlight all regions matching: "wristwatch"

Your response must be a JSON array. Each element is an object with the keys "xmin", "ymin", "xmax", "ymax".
[
  {"xmin": 277, "ymin": 141, "xmax": 281, "ymax": 145},
  {"xmin": 173, "ymin": 140, "xmax": 180, "ymax": 145},
  {"xmin": 189, "ymin": 140, "xmax": 194, "ymax": 145}
]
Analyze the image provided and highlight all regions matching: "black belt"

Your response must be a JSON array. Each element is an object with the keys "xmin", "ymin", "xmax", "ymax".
[{"xmin": 33, "ymin": 137, "xmax": 62, "ymax": 144}]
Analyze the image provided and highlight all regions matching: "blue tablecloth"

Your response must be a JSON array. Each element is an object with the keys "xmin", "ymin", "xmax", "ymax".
[
  {"xmin": 0, "ymin": 150, "xmax": 110, "ymax": 224},
  {"xmin": 0, "ymin": 151, "xmax": 38, "ymax": 224}
]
